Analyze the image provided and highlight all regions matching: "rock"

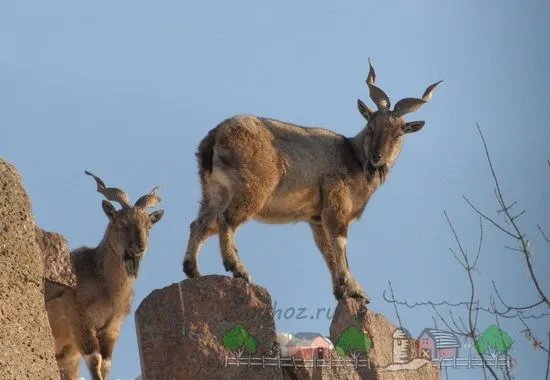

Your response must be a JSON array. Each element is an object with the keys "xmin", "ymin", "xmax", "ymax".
[
  {"xmin": 135, "ymin": 275, "xmax": 285, "ymax": 380},
  {"xmin": 0, "ymin": 159, "xmax": 60, "ymax": 380},
  {"xmin": 35, "ymin": 227, "xmax": 76, "ymax": 290},
  {"xmin": 329, "ymin": 299, "xmax": 441, "ymax": 380}
]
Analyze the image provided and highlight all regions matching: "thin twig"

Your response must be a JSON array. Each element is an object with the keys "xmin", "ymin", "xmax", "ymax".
[
  {"xmin": 387, "ymin": 281, "xmax": 403, "ymax": 329},
  {"xmin": 463, "ymin": 196, "xmax": 518, "ymax": 239},
  {"xmin": 445, "ymin": 211, "xmax": 499, "ymax": 379},
  {"xmin": 538, "ymin": 225, "xmax": 550, "ymax": 245},
  {"xmin": 545, "ymin": 331, "xmax": 550, "ymax": 380}
]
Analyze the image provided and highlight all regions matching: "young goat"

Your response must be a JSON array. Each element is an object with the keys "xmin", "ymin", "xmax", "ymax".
[
  {"xmin": 183, "ymin": 60, "xmax": 441, "ymax": 303},
  {"xmin": 45, "ymin": 171, "xmax": 164, "ymax": 380}
]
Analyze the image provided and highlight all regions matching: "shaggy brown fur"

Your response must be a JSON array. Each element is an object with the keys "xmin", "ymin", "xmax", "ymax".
[
  {"xmin": 183, "ymin": 61, "xmax": 441, "ymax": 302},
  {"xmin": 45, "ymin": 172, "xmax": 164, "ymax": 380}
]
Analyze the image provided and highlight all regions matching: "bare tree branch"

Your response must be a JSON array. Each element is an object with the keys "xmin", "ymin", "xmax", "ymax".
[{"xmin": 473, "ymin": 124, "xmax": 549, "ymax": 307}]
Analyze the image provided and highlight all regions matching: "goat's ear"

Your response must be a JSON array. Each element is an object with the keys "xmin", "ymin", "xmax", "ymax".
[
  {"xmin": 149, "ymin": 209, "xmax": 164, "ymax": 224},
  {"xmin": 404, "ymin": 121, "xmax": 425, "ymax": 134},
  {"xmin": 102, "ymin": 200, "xmax": 117, "ymax": 220},
  {"xmin": 357, "ymin": 99, "xmax": 375, "ymax": 121}
]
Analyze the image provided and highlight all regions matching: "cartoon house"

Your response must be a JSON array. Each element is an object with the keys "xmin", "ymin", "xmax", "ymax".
[
  {"xmin": 392, "ymin": 328, "xmax": 413, "ymax": 364},
  {"xmin": 276, "ymin": 333, "xmax": 293, "ymax": 357},
  {"xmin": 285, "ymin": 332, "xmax": 334, "ymax": 360},
  {"xmin": 417, "ymin": 328, "xmax": 461, "ymax": 359}
]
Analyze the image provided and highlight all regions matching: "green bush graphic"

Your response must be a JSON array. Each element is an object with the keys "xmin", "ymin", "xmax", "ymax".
[
  {"xmin": 335, "ymin": 326, "xmax": 372, "ymax": 359},
  {"xmin": 223, "ymin": 323, "xmax": 258, "ymax": 356},
  {"xmin": 475, "ymin": 325, "xmax": 513, "ymax": 357}
]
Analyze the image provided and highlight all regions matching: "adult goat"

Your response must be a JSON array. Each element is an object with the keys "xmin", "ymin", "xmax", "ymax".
[
  {"xmin": 45, "ymin": 171, "xmax": 164, "ymax": 380},
  {"xmin": 183, "ymin": 60, "xmax": 441, "ymax": 303}
]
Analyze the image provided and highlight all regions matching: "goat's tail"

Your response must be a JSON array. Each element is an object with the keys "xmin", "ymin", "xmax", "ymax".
[{"xmin": 196, "ymin": 127, "xmax": 218, "ymax": 179}]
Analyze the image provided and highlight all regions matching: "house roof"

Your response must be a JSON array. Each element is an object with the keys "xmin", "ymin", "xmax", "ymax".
[
  {"xmin": 418, "ymin": 328, "xmax": 461, "ymax": 348},
  {"xmin": 286, "ymin": 339, "xmax": 312, "ymax": 348},
  {"xmin": 286, "ymin": 334, "xmax": 334, "ymax": 348},
  {"xmin": 393, "ymin": 328, "xmax": 412, "ymax": 339},
  {"xmin": 293, "ymin": 332, "xmax": 324, "ymax": 340}
]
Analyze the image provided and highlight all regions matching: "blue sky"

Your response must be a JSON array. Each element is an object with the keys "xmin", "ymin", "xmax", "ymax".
[{"xmin": 1, "ymin": 1, "xmax": 549, "ymax": 379}]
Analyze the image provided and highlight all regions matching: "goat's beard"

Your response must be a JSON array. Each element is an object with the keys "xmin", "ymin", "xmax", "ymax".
[
  {"xmin": 123, "ymin": 250, "xmax": 144, "ymax": 278},
  {"xmin": 364, "ymin": 161, "xmax": 388, "ymax": 183}
]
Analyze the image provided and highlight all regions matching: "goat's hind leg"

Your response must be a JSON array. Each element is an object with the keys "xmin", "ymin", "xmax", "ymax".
[
  {"xmin": 183, "ymin": 186, "xmax": 227, "ymax": 278},
  {"xmin": 217, "ymin": 182, "xmax": 277, "ymax": 282},
  {"xmin": 218, "ymin": 213, "xmax": 250, "ymax": 281}
]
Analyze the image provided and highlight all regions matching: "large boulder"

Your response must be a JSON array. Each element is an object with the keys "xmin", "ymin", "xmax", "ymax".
[
  {"xmin": 0, "ymin": 159, "xmax": 60, "ymax": 379},
  {"xmin": 36, "ymin": 227, "xmax": 76, "ymax": 290},
  {"xmin": 329, "ymin": 299, "xmax": 441, "ymax": 380},
  {"xmin": 274, "ymin": 299, "xmax": 442, "ymax": 380},
  {"xmin": 135, "ymin": 275, "xmax": 284, "ymax": 380},
  {"xmin": 35, "ymin": 227, "xmax": 76, "ymax": 306}
]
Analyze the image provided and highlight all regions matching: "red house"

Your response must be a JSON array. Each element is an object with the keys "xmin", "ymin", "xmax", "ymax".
[
  {"xmin": 418, "ymin": 328, "xmax": 461, "ymax": 359},
  {"xmin": 286, "ymin": 333, "xmax": 334, "ymax": 360}
]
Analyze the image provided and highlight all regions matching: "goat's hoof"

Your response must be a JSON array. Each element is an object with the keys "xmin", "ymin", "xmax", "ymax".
[
  {"xmin": 333, "ymin": 285, "xmax": 347, "ymax": 300},
  {"xmin": 223, "ymin": 259, "xmax": 236, "ymax": 272},
  {"xmin": 346, "ymin": 285, "xmax": 370, "ymax": 304},
  {"xmin": 350, "ymin": 291, "xmax": 370, "ymax": 304},
  {"xmin": 183, "ymin": 260, "xmax": 201, "ymax": 278},
  {"xmin": 232, "ymin": 263, "xmax": 250, "ymax": 282}
]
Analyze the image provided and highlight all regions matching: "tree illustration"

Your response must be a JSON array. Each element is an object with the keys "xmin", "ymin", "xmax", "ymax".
[
  {"xmin": 222, "ymin": 324, "xmax": 258, "ymax": 357},
  {"xmin": 335, "ymin": 326, "xmax": 372, "ymax": 359},
  {"xmin": 475, "ymin": 325, "xmax": 513, "ymax": 358}
]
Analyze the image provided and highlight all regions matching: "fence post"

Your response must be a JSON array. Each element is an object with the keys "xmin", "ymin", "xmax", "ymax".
[
  {"xmin": 355, "ymin": 356, "xmax": 358, "ymax": 369},
  {"xmin": 262, "ymin": 355, "xmax": 265, "ymax": 368},
  {"xmin": 277, "ymin": 354, "xmax": 281, "ymax": 369},
  {"xmin": 224, "ymin": 354, "xmax": 228, "ymax": 368},
  {"xmin": 248, "ymin": 354, "xmax": 252, "ymax": 368},
  {"xmin": 468, "ymin": 355, "xmax": 471, "ymax": 368},
  {"xmin": 236, "ymin": 354, "xmax": 240, "ymax": 368},
  {"xmin": 453, "ymin": 356, "xmax": 456, "ymax": 368}
]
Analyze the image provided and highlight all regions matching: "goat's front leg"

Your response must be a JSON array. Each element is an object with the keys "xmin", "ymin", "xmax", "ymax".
[
  {"xmin": 327, "ymin": 231, "xmax": 369, "ymax": 303},
  {"xmin": 58, "ymin": 355, "xmax": 81, "ymax": 380},
  {"xmin": 76, "ymin": 331, "xmax": 102, "ymax": 380},
  {"xmin": 72, "ymin": 311, "xmax": 103, "ymax": 380},
  {"xmin": 98, "ymin": 331, "xmax": 119, "ymax": 380},
  {"xmin": 310, "ymin": 223, "xmax": 344, "ymax": 298},
  {"xmin": 322, "ymin": 182, "xmax": 370, "ymax": 303}
]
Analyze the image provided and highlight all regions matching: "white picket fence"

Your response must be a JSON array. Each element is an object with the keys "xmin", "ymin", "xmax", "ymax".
[
  {"xmin": 224, "ymin": 354, "xmax": 511, "ymax": 370},
  {"xmin": 224, "ymin": 354, "xmax": 372, "ymax": 369},
  {"xmin": 431, "ymin": 355, "xmax": 511, "ymax": 369}
]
